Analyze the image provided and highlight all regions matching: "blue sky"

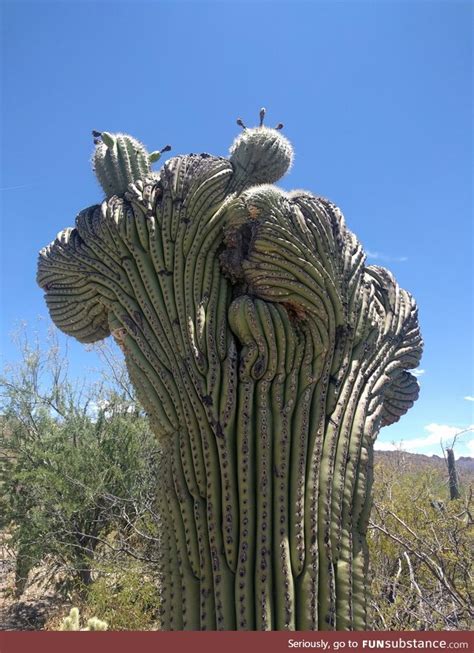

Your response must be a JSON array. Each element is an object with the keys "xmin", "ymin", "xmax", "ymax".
[{"xmin": 1, "ymin": 1, "xmax": 473, "ymax": 457}]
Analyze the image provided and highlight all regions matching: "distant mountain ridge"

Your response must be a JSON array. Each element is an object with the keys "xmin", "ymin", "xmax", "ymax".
[{"xmin": 374, "ymin": 449, "xmax": 474, "ymax": 475}]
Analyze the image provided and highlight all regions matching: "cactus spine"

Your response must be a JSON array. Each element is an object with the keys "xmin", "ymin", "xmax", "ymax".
[{"xmin": 37, "ymin": 114, "xmax": 422, "ymax": 630}]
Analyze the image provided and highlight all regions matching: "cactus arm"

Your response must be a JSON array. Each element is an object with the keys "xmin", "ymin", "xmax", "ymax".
[
  {"xmin": 92, "ymin": 132, "xmax": 159, "ymax": 199},
  {"xmin": 228, "ymin": 125, "xmax": 293, "ymax": 192}
]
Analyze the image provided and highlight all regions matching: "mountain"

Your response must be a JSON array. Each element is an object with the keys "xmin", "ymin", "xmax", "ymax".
[{"xmin": 374, "ymin": 449, "xmax": 474, "ymax": 475}]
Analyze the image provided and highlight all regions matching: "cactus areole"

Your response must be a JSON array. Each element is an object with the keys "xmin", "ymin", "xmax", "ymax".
[{"xmin": 37, "ymin": 116, "xmax": 422, "ymax": 631}]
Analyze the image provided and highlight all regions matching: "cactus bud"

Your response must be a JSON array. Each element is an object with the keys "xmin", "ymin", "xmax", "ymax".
[
  {"xmin": 149, "ymin": 150, "xmax": 162, "ymax": 163},
  {"xmin": 101, "ymin": 131, "xmax": 116, "ymax": 149}
]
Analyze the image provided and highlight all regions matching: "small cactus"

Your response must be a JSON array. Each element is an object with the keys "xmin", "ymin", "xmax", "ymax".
[
  {"xmin": 60, "ymin": 607, "xmax": 80, "ymax": 631},
  {"xmin": 85, "ymin": 616, "xmax": 109, "ymax": 631},
  {"xmin": 60, "ymin": 607, "xmax": 108, "ymax": 631}
]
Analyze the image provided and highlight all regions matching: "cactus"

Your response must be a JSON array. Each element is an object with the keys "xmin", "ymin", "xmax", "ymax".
[
  {"xmin": 60, "ymin": 607, "xmax": 81, "ymax": 631},
  {"xmin": 60, "ymin": 607, "xmax": 108, "ymax": 631},
  {"xmin": 37, "ymin": 112, "xmax": 422, "ymax": 631},
  {"xmin": 92, "ymin": 131, "xmax": 170, "ymax": 199},
  {"xmin": 446, "ymin": 448, "xmax": 460, "ymax": 500}
]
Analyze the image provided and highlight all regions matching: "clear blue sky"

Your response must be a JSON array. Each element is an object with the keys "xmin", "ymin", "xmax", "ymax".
[{"xmin": 1, "ymin": 1, "xmax": 473, "ymax": 456}]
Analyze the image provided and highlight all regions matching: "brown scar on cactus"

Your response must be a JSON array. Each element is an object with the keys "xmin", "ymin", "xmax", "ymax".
[
  {"xmin": 37, "ymin": 112, "xmax": 422, "ymax": 631},
  {"xmin": 282, "ymin": 300, "xmax": 307, "ymax": 323}
]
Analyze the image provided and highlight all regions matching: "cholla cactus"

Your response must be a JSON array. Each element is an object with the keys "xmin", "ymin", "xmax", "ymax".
[
  {"xmin": 85, "ymin": 616, "xmax": 109, "ymax": 631},
  {"xmin": 38, "ymin": 111, "xmax": 422, "ymax": 631},
  {"xmin": 60, "ymin": 607, "xmax": 81, "ymax": 631},
  {"xmin": 60, "ymin": 607, "xmax": 108, "ymax": 631}
]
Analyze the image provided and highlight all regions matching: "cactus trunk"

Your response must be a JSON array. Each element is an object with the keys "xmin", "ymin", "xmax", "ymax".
[
  {"xmin": 37, "ymin": 122, "xmax": 422, "ymax": 630},
  {"xmin": 446, "ymin": 448, "xmax": 460, "ymax": 501}
]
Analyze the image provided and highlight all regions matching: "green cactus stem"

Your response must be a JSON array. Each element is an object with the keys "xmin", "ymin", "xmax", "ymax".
[
  {"xmin": 92, "ymin": 131, "xmax": 170, "ymax": 199},
  {"xmin": 37, "ymin": 114, "xmax": 422, "ymax": 631},
  {"xmin": 446, "ymin": 448, "xmax": 460, "ymax": 500},
  {"xmin": 229, "ymin": 108, "xmax": 293, "ymax": 192}
]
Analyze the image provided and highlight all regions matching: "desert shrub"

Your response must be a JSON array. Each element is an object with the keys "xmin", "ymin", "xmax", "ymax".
[
  {"xmin": 0, "ymin": 326, "xmax": 161, "ymax": 596},
  {"xmin": 368, "ymin": 452, "xmax": 473, "ymax": 630},
  {"xmin": 84, "ymin": 562, "xmax": 161, "ymax": 630}
]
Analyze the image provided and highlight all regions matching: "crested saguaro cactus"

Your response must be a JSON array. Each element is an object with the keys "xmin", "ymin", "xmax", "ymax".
[{"xmin": 37, "ymin": 112, "xmax": 422, "ymax": 631}]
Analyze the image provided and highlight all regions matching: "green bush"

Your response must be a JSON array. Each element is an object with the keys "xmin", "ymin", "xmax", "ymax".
[
  {"xmin": 368, "ymin": 453, "xmax": 473, "ymax": 630},
  {"xmin": 0, "ymin": 327, "xmax": 161, "ymax": 596},
  {"xmin": 84, "ymin": 562, "xmax": 161, "ymax": 630}
]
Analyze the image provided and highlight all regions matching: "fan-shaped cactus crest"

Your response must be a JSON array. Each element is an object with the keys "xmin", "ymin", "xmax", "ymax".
[{"xmin": 37, "ymin": 112, "xmax": 422, "ymax": 631}]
